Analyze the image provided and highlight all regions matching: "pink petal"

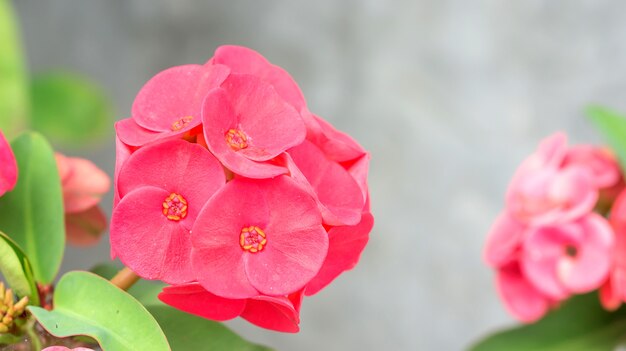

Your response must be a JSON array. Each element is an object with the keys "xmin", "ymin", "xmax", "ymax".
[
  {"xmin": 483, "ymin": 212, "xmax": 525, "ymax": 267},
  {"xmin": 306, "ymin": 113, "xmax": 366, "ymax": 163},
  {"xmin": 110, "ymin": 186, "xmax": 194, "ymax": 284},
  {"xmin": 563, "ymin": 145, "xmax": 621, "ymax": 189},
  {"xmin": 211, "ymin": 45, "xmax": 306, "ymax": 111},
  {"xmin": 305, "ymin": 213, "xmax": 374, "ymax": 296},
  {"xmin": 132, "ymin": 64, "xmax": 229, "ymax": 132},
  {"xmin": 557, "ymin": 214, "xmax": 613, "ymax": 293},
  {"xmin": 288, "ymin": 140, "xmax": 364, "ymax": 226},
  {"xmin": 115, "ymin": 118, "xmax": 171, "ymax": 147},
  {"xmin": 220, "ymin": 74, "xmax": 305, "ymax": 161},
  {"xmin": 521, "ymin": 224, "xmax": 578, "ymax": 299},
  {"xmin": 58, "ymin": 156, "xmax": 111, "ymax": 214},
  {"xmin": 191, "ymin": 179, "xmax": 270, "ymax": 299},
  {"xmin": 117, "ymin": 139, "xmax": 225, "ymax": 224},
  {"xmin": 158, "ymin": 283, "xmax": 246, "ymax": 321},
  {"xmin": 240, "ymin": 295, "xmax": 300, "ymax": 333},
  {"xmin": 496, "ymin": 261, "xmax": 552, "ymax": 323},
  {"xmin": 43, "ymin": 347, "xmax": 95, "ymax": 351},
  {"xmin": 245, "ymin": 176, "xmax": 328, "ymax": 295},
  {"xmin": 201, "ymin": 88, "xmax": 288, "ymax": 178},
  {"xmin": 0, "ymin": 130, "xmax": 17, "ymax": 196},
  {"xmin": 65, "ymin": 206, "xmax": 107, "ymax": 247},
  {"xmin": 343, "ymin": 153, "xmax": 371, "ymax": 203},
  {"xmin": 113, "ymin": 135, "xmax": 133, "ymax": 209}
]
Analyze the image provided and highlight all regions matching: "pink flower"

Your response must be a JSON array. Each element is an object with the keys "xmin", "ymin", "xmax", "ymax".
[
  {"xmin": 209, "ymin": 45, "xmax": 307, "ymax": 112},
  {"xmin": 521, "ymin": 213, "xmax": 613, "ymax": 299},
  {"xmin": 191, "ymin": 176, "xmax": 328, "ymax": 298},
  {"xmin": 201, "ymin": 74, "xmax": 305, "ymax": 178},
  {"xmin": 601, "ymin": 189, "xmax": 626, "ymax": 310},
  {"xmin": 55, "ymin": 153, "xmax": 110, "ymax": 247},
  {"xmin": 42, "ymin": 347, "xmax": 94, "ymax": 351},
  {"xmin": 158, "ymin": 283, "xmax": 303, "ymax": 333},
  {"xmin": 116, "ymin": 64, "xmax": 230, "ymax": 147},
  {"xmin": 506, "ymin": 133, "xmax": 598, "ymax": 225},
  {"xmin": 56, "ymin": 153, "xmax": 110, "ymax": 214},
  {"xmin": 0, "ymin": 130, "xmax": 17, "ymax": 197},
  {"xmin": 563, "ymin": 146, "xmax": 621, "ymax": 189},
  {"xmin": 110, "ymin": 140, "xmax": 225, "ymax": 284},
  {"xmin": 305, "ymin": 212, "xmax": 374, "ymax": 296},
  {"xmin": 496, "ymin": 261, "xmax": 553, "ymax": 323}
]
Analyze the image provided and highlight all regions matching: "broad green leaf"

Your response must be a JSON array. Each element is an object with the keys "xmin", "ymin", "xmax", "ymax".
[
  {"xmin": 0, "ymin": 132, "xmax": 65, "ymax": 283},
  {"xmin": 470, "ymin": 294, "xmax": 626, "ymax": 351},
  {"xmin": 92, "ymin": 263, "xmax": 274, "ymax": 351},
  {"xmin": 28, "ymin": 271, "xmax": 170, "ymax": 351},
  {"xmin": 0, "ymin": 0, "xmax": 29, "ymax": 138},
  {"xmin": 587, "ymin": 106, "xmax": 626, "ymax": 174},
  {"xmin": 30, "ymin": 72, "xmax": 114, "ymax": 147},
  {"xmin": 0, "ymin": 231, "xmax": 38, "ymax": 305}
]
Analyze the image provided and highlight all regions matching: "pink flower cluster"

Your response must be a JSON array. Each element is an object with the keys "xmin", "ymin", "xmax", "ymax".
[
  {"xmin": 484, "ymin": 132, "xmax": 623, "ymax": 322},
  {"xmin": 111, "ymin": 46, "xmax": 373, "ymax": 332}
]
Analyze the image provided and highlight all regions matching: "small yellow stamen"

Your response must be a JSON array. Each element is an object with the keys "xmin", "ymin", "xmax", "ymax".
[
  {"xmin": 171, "ymin": 116, "xmax": 194, "ymax": 131},
  {"xmin": 239, "ymin": 226, "xmax": 267, "ymax": 253},
  {"xmin": 162, "ymin": 193, "xmax": 188, "ymax": 221},
  {"xmin": 225, "ymin": 129, "xmax": 248, "ymax": 151}
]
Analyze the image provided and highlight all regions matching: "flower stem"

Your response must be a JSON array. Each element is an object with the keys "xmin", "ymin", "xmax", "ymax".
[{"xmin": 110, "ymin": 267, "xmax": 140, "ymax": 291}]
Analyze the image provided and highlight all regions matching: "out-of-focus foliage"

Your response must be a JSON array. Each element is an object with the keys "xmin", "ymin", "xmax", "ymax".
[
  {"xmin": 587, "ymin": 106, "xmax": 626, "ymax": 174},
  {"xmin": 0, "ymin": 132, "xmax": 65, "ymax": 284},
  {"xmin": 0, "ymin": 0, "xmax": 114, "ymax": 148},
  {"xmin": 470, "ymin": 294, "xmax": 626, "ymax": 351},
  {"xmin": 0, "ymin": 0, "xmax": 29, "ymax": 138},
  {"xmin": 30, "ymin": 73, "xmax": 114, "ymax": 148}
]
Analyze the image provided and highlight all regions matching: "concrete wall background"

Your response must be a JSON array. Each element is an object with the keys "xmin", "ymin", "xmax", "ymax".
[{"xmin": 13, "ymin": 1, "xmax": 626, "ymax": 350}]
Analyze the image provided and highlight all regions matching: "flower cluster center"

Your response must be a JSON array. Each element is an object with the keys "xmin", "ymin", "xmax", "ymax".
[
  {"xmin": 239, "ymin": 225, "xmax": 267, "ymax": 253},
  {"xmin": 171, "ymin": 116, "xmax": 194, "ymax": 131},
  {"xmin": 225, "ymin": 129, "xmax": 248, "ymax": 151},
  {"xmin": 162, "ymin": 193, "xmax": 188, "ymax": 221}
]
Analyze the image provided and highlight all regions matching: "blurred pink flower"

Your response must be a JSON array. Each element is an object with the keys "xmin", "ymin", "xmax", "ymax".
[
  {"xmin": 496, "ymin": 261, "xmax": 554, "ymax": 323},
  {"xmin": 55, "ymin": 153, "xmax": 110, "ymax": 246},
  {"xmin": 110, "ymin": 140, "xmax": 225, "ymax": 284},
  {"xmin": 42, "ymin": 347, "xmax": 94, "ymax": 351},
  {"xmin": 0, "ymin": 130, "xmax": 17, "ymax": 197},
  {"xmin": 521, "ymin": 213, "xmax": 613, "ymax": 299},
  {"xmin": 506, "ymin": 133, "xmax": 598, "ymax": 226},
  {"xmin": 484, "ymin": 212, "xmax": 526, "ymax": 268}
]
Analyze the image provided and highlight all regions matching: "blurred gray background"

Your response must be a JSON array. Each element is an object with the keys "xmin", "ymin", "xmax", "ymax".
[{"xmin": 14, "ymin": 0, "xmax": 626, "ymax": 350}]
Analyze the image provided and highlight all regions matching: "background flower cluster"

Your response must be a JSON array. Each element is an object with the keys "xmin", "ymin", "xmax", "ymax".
[{"xmin": 484, "ymin": 132, "xmax": 624, "ymax": 322}]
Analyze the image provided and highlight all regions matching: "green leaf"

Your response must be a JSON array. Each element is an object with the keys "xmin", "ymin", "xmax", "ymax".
[
  {"xmin": 0, "ymin": 231, "xmax": 38, "ymax": 305},
  {"xmin": 587, "ymin": 106, "xmax": 626, "ymax": 175},
  {"xmin": 0, "ymin": 0, "xmax": 29, "ymax": 138},
  {"xmin": 91, "ymin": 263, "xmax": 274, "ymax": 351},
  {"xmin": 0, "ymin": 132, "xmax": 65, "ymax": 284},
  {"xmin": 28, "ymin": 271, "xmax": 170, "ymax": 351},
  {"xmin": 470, "ymin": 294, "xmax": 626, "ymax": 351},
  {"xmin": 30, "ymin": 72, "xmax": 114, "ymax": 147}
]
